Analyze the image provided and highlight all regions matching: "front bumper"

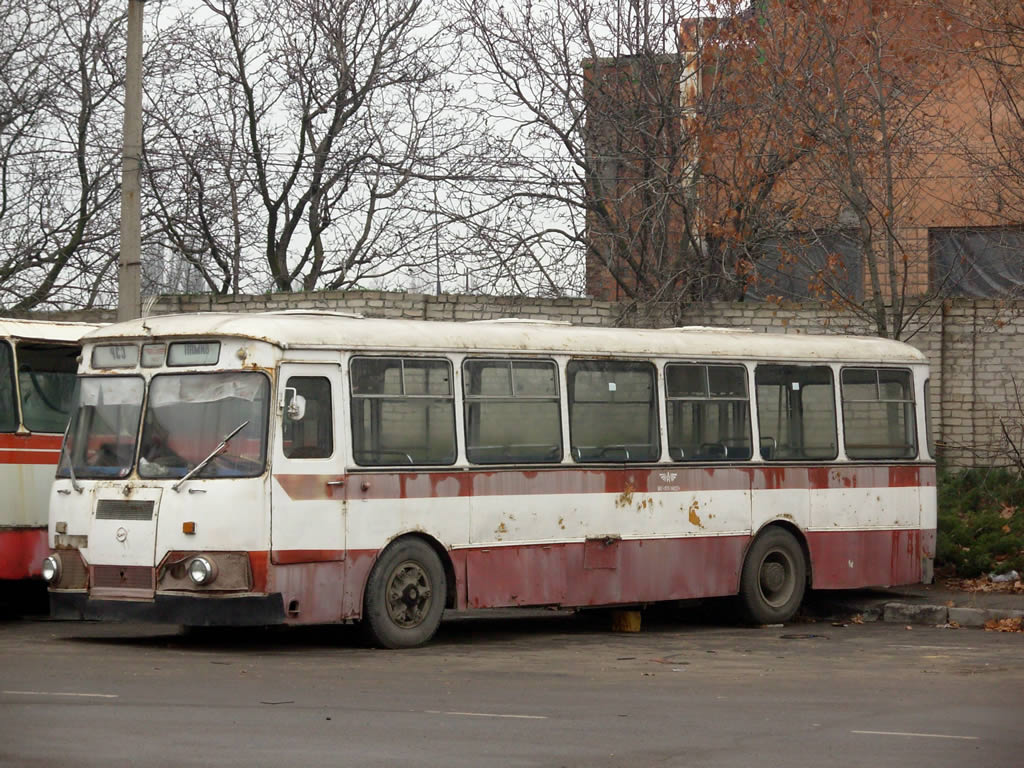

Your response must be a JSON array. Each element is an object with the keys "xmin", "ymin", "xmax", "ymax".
[{"xmin": 50, "ymin": 590, "xmax": 286, "ymax": 626}]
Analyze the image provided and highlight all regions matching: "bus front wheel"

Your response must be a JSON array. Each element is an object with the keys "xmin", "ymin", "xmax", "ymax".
[
  {"xmin": 363, "ymin": 538, "xmax": 446, "ymax": 649},
  {"xmin": 739, "ymin": 527, "xmax": 807, "ymax": 625}
]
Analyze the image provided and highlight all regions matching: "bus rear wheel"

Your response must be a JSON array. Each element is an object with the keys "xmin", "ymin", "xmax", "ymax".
[
  {"xmin": 739, "ymin": 527, "xmax": 807, "ymax": 625},
  {"xmin": 363, "ymin": 538, "xmax": 446, "ymax": 649}
]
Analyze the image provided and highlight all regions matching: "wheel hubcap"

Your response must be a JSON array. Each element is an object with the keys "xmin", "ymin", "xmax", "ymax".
[
  {"xmin": 385, "ymin": 561, "xmax": 432, "ymax": 629},
  {"xmin": 758, "ymin": 550, "xmax": 795, "ymax": 608}
]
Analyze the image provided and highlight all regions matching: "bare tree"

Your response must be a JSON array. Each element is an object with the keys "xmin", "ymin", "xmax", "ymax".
[
  {"xmin": 453, "ymin": 0, "xmax": 731, "ymax": 317},
  {"xmin": 143, "ymin": 0, "xmax": 482, "ymax": 295},
  {"xmin": 0, "ymin": 0, "xmax": 125, "ymax": 311},
  {"xmin": 716, "ymin": 0, "xmax": 970, "ymax": 339}
]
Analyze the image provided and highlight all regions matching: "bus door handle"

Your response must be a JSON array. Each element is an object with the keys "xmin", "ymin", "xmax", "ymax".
[{"xmin": 326, "ymin": 479, "xmax": 345, "ymax": 487}]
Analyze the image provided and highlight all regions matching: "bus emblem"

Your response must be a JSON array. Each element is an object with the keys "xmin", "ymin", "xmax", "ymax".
[
  {"xmin": 115, "ymin": 527, "xmax": 128, "ymax": 542},
  {"xmin": 660, "ymin": 472, "xmax": 678, "ymax": 483}
]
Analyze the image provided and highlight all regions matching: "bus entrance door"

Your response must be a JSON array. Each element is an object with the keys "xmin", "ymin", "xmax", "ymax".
[{"xmin": 269, "ymin": 363, "xmax": 347, "ymax": 622}]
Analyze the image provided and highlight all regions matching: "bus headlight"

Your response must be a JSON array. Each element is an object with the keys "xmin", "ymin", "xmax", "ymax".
[
  {"xmin": 41, "ymin": 554, "xmax": 62, "ymax": 584},
  {"xmin": 187, "ymin": 556, "xmax": 216, "ymax": 586}
]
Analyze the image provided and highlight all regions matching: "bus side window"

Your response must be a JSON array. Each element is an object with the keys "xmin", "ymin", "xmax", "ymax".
[
  {"xmin": 283, "ymin": 376, "xmax": 334, "ymax": 459},
  {"xmin": 349, "ymin": 357, "xmax": 456, "ymax": 466},
  {"xmin": 841, "ymin": 367, "xmax": 917, "ymax": 459},
  {"xmin": 755, "ymin": 365, "xmax": 837, "ymax": 461},
  {"xmin": 567, "ymin": 359, "xmax": 659, "ymax": 463},
  {"xmin": 463, "ymin": 359, "xmax": 562, "ymax": 464},
  {"xmin": 665, "ymin": 363, "xmax": 751, "ymax": 461},
  {"xmin": 0, "ymin": 341, "xmax": 15, "ymax": 432}
]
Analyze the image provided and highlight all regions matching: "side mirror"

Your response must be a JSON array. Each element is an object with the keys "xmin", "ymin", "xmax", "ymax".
[{"xmin": 285, "ymin": 389, "xmax": 306, "ymax": 421}]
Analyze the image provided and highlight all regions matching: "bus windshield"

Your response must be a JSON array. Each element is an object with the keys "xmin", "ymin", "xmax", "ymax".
[
  {"xmin": 0, "ymin": 341, "xmax": 14, "ymax": 432},
  {"xmin": 138, "ymin": 372, "xmax": 269, "ymax": 479},
  {"xmin": 59, "ymin": 376, "xmax": 144, "ymax": 478},
  {"xmin": 17, "ymin": 343, "xmax": 79, "ymax": 433}
]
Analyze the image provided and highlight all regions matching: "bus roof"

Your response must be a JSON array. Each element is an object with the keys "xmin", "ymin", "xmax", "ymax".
[
  {"xmin": 0, "ymin": 317, "xmax": 105, "ymax": 344},
  {"xmin": 81, "ymin": 311, "xmax": 928, "ymax": 365}
]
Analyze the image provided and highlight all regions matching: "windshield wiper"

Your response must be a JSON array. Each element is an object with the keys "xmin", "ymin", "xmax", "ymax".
[
  {"xmin": 172, "ymin": 420, "xmax": 249, "ymax": 493},
  {"xmin": 60, "ymin": 445, "xmax": 83, "ymax": 494},
  {"xmin": 59, "ymin": 423, "xmax": 83, "ymax": 494}
]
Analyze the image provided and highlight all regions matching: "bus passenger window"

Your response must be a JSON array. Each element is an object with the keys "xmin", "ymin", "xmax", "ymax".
[
  {"xmin": 755, "ymin": 365, "xmax": 837, "ymax": 460},
  {"xmin": 463, "ymin": 359, "xmax": 561, "ymax": 464},
  {"xmin": 283, "ymin": 376, "xmax": 334, "ymax": 459},
  {"xmin": 841, "ymin": 368, "xmax": 917, "ymax": 459},
  {"xmin": 0, "ymin": 342, "xmax": 15, "ymax": 432},
  {"xmin": 666, "ymin": 363, "xmax": 751, "ymax": 461},
  {"xmin": 567, "ymin": 360, "xmax": 658, "ymax": 463},
  {"xmin": 350, "ymin": 357, "xmax": 456, "ymax": 466}
]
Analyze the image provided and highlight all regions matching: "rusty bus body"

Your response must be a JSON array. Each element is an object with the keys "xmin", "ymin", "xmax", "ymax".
[
  {"xmin": 0, "ymin": 319, "xmax": 102, "ymax": 584},
  {"xmin": 45, "ymin": 312, "xmax": 936, "ymax": 647}
]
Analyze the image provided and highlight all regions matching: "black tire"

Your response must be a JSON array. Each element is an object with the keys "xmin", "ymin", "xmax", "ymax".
[
  {"xmin": 739, "ymin": 527, "xmax": 807, "ymax": 624},
  {"xmin": 362, "ymin": 538, "xmax": 446, "ymax": 649}
]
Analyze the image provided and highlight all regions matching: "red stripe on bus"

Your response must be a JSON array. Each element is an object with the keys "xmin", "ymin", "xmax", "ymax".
[
  {"xmin": 274, "ymin": 464, "xmax": 931, "ymax": 502},
  {"xmin": 272, "ymin": 549, "xmax": 346, "ymax": 564},
  {"xmin": 0, "ymin": 527, "xmax": 49, "ymax": 580},
  {"xmin": 0, "ymin": 450, "xmax": 60, "ymax": 465},
  {"xmin": 0, "ymin": 434, "xmax": 63, "ymax": 450}
]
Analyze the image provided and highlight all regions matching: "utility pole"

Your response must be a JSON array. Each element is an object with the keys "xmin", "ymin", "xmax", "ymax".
[{"xmin": 118, "ymin": 0, "xmax": 144, "ymax": 322}]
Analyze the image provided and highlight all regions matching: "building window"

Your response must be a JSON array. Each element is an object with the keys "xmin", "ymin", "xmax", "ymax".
[
  {"xmin": 745, "ymin": 231, "xmax": 862, "ymax": 301},
  {"xmin": 930, "ymin": 227, "xmax": 1024, "ymax": 297}
]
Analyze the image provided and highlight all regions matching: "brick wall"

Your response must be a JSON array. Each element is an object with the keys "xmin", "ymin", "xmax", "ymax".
[{"xmin": 23, "ymin": 290, "xmax": 1024, "ymax": 469}]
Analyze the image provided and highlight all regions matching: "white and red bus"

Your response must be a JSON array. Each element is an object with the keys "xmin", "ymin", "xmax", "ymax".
[
  {"xmin": 45, "ymin": 312, "xmax": 935, "ymax": 647},
  {"xmin": 1, "ymin": 319, "xmax": 102, "ymax": 585}
]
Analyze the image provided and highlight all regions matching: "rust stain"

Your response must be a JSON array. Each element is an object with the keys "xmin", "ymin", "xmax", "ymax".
[
  {"xmin": 687, "ymin": 500, "xmax": 703, "ymax": 528},
  {"xmin": 495, "ymin": 522, "xmax": 508, "ymax": 535},
  {"xmin": 558, "ymin": 517, "xmax": 566, "ymax": 530},
  {"xmin": 615, "ymin": 482, "xmax": 636, "ymax": 508}
]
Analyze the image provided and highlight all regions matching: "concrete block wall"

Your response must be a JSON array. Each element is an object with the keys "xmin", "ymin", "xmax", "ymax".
[{"xmin": 20, "ymin": 289, "xmax": 1024, "ymax": 469}]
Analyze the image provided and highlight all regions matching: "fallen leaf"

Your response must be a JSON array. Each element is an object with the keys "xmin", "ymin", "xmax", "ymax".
[{"xmin": 984, "ymin": 617, "xmax": 1024, "ymax": 633}]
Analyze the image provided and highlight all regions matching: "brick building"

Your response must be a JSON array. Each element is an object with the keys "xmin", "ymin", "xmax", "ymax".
[{"xmin": 585, "ymin": 0, "xmax": 1024, "ymax": 332}]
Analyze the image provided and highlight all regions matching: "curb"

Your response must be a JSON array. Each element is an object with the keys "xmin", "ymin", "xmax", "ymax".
[{"xmin": 880, "ymin": 601, "xmax": 1024, "ymax": 628}]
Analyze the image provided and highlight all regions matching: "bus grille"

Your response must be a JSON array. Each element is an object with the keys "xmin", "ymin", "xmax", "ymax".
[
  {"xmin": 92, "ymin": 565, "xmax": 154, "ymax": 590},
  {"xmin": 95, "ymin": 500, "xmax": 155, "ymax": 521},
  {"xmin": 54, "ymin": 550, "xmax": 88, "ymax": 590}
]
